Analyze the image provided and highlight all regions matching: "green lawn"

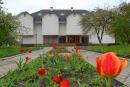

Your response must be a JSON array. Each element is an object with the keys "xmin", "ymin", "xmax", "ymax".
[
  {"xmin": 0, "ymin": 47, "xmax": 41, "ymax": 58},
  {"xmin": 86, "ymin": 45, "xmax": 130, "ymax": 58}
]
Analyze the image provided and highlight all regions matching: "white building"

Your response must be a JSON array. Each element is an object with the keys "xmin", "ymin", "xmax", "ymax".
[{"xmin": 17, "ymin": 7, "xmax": 115, "ymax": 46}]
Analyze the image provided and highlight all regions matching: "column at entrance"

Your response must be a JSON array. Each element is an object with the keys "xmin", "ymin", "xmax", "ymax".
[
  {"xmin": 66, "ymin": 36, "xmax": 68, "ymax": 43},
  {"xmin": 80, "ymin": 36, "xmax": 82, "ymax": 43}
]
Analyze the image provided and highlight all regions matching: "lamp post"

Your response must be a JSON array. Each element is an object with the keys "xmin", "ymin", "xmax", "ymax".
[{"xmin": 35, "ymin": 33, "xmax": 37, "ymax": 47}]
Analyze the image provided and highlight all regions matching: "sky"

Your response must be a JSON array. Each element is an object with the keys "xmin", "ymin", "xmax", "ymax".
[{"xmin": 2, "ymin": 0, "xmax": 129, "ymax": 15}]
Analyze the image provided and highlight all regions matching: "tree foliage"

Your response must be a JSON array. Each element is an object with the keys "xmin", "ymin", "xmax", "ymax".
[
  {"xmin": 80, "ymin": 9, "xmax": 113, "ymax": 45},
  {"xmin": 108, "ymin": 2, "xmax": 130, "ymax": 44},
  {"xmin": 0, "ymin": 0, "xmax": 19, "ymax": 46}
]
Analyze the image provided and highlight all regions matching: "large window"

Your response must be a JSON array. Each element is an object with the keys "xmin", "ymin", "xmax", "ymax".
[
  {"xmin": 59, "ymin": 18, "xmax": 66, "ymax": 23},
  {"xmin": 59, "ymin": 36, "xmax": 66, "ymax": 43},
  {"xmin": 67, "ymin": 36, "xmax": 80, "ymax": 43},
  {"xmin": 81, "ymin": 35, "xmax": 89, "ymax": 44},
  {"xmin": 44, "ymin": 36, "xmax": 58, "ymax": 44}
]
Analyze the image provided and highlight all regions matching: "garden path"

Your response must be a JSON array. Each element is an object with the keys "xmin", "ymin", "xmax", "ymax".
[
  {"xmin": 66, "ymin": 47, "xmax": 130, "ymax": 87},
  {"xmin": 0, "ymin": 47, "xmax": 52, "ymax": 78}
]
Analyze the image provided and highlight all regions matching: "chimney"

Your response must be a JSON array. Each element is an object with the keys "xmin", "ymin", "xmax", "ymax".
[
  {"xmin": 70, "ymin": 7, "xmax": 74, "ymax": 12},
  {"xmin": 50, "ymin": 7, "xmax": 53, "ymax": 11}
]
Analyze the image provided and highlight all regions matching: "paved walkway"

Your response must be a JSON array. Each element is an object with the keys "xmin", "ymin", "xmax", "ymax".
[
  {"xmin": 0, "ymin": 47, "xmax": 52, "ymax": 78},
  {"xmin": 66, "ymin": 47, "xmax": 130, "ymax": 87}
]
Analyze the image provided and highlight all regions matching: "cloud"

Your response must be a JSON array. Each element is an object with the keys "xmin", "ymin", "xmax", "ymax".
[{"xmin": 2, "ymin": 0, "xmax": 127, "ymax": 15}]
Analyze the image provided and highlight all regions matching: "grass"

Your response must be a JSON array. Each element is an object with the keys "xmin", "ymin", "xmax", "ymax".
[
  {"xmin": 0, "ymin": 47, "xmax": 41, "ymax": 58},
  {"xmin": 86, "ymin": 45, "xmax": 130, "ymax": 58}
]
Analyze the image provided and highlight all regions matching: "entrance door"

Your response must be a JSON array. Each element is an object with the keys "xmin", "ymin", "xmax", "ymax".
[
  {"xmin": 59, "ymin": 36, "xmax": 66, "ymax": 43},
  {"xmin": 68, "ymin": 36, "xmax": 80, "ymax": 43},
  {"xmin": 82, "ymin": 35, "xmax": 89, "ymax": 45}
]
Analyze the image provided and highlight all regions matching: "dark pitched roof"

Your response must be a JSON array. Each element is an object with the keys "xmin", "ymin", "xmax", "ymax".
[
  {"xmin": 31, "ymin": 9, "xmax": 89, "ymax": 21},
  {"xmin": 17, "ymin": 11, "xmax": 30, "ymax": 17}
]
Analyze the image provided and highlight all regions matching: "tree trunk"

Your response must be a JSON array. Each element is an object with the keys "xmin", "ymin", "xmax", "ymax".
[
  {"xmin": 97, "ymin": 35, "xmax": 102, "ymax": 45},
  {"xmin": 101, "ymin": 26, "xmax": 105, "ymax": 41},
  {"xmin": 95, "ymin": 28, "xmax": 102, "ymax": 45}
]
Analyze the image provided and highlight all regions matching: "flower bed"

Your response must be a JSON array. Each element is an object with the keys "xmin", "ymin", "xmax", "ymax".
[{"xmin": 0, "ymin": 47, "xmax": 127, "ymax": 87}]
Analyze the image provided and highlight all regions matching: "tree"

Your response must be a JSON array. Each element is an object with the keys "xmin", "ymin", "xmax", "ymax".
[
  {"xmin": 80, "ymin": 9, "xmax": 113, "ymax": 45},
  {"xmin": 0, "ymin": 0, "xmax": 19, "ymax": 46},
  {"xmin": 108, "ymin": 2, "xmax": 130, "ymax": 44}
]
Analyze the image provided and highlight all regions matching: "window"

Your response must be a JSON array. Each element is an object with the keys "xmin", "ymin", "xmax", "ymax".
[
  {"xmin": 23, "ymin": 13, "xmax": 26, "ymax": 17},
  {"xmin": 37, "ymin": 13, "xmax": 42, "ymax": 16},
  {"xmin": 82, "ymin": 13, "xmax": 86, "ymax": 16},
  {"xmin": 60, "ymin": 13, "xmax": 65, "ymax": 16}
]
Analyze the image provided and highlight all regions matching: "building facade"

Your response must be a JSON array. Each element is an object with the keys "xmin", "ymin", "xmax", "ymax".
[{"xmin": 17, "ymin": 7, "xmax": 115, "ymax": 45}]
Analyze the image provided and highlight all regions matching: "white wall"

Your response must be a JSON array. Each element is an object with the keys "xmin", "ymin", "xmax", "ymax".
[
  {"xmin": 17, "ymin": 13, "xmax": 34, "ymax": 35},
  {"xmin": 67, "ymin": 14, "xmax": 82, "ymax": 35},
  {"xmin": 89, "ymin": 33, "xmax": 115, "ymax": 44},
  {"xmin": 59, "ymin": 23, "xmax": 66, "ymax": 35},
  {"xmin": 34, "ymin": 23, "xmax": 43, "ymax": 44},
  {"xmin": 22, "ymin": 36, "xmax": 35, "ymax": 44},
  {"xmin": 42, "ymin": 14, "xmax": 59, "ymax": 35}
]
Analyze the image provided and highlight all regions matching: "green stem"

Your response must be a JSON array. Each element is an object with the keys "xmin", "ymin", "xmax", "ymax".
[{"xmin": 106, "ymin": 78, "xmax": 112, "ymax": 87}]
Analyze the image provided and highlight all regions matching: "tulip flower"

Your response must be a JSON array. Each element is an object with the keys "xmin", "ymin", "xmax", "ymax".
[
  {"xmin": 96, "ymin": 52, "xmax": 127, "ymax": 87},
  {"xmin": 72, "ymin": 47, "xmax": 80, "ymax": 53},
  {"xmin": 27, "ymin": 49, "xmax": 32, "ymax": 53},
  {"xmin": 25, "ymin": 56, "xmax": 31, "ymax": 61},
  {"xmin": 51, "ymin": 43, "xmax": 57, "ymax": 49},
  {"xmin": 20, "ymin": 48, "xmax": 24, "ymax": 53},
  {"xmin": 59, "ymin": 80, "xmax": 70, "ymax": 87},
  {"xmin": 74, "ymin": 47, "xmax": 80, "ymax": 52},
  {"xmin": 52, "ymin": 75, "xmax": 62, "ymax": 84},
  {"xmin": 65, "ymin": 53, "xmax": 70, "ymax": 60},
  {"xmin": 38, "ymin": 68, "xmax": 46, "ymax": 77}
]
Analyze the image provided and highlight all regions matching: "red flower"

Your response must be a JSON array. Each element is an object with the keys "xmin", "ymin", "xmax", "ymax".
[
  {"xmin": 20, "ymin": 48, "xmax": 24, "ymax": 53},
  {"xmin": 38, "ymin": 68, "xmax": 46, "ymax": 77},
  {"xmin": 74, "ymin": 47, "xmax": 80, "ymax": 53},
  {"xmin": 72, "ymin": 47, "xmax": 80, "ymax": 53},
  {"xmin": 96, "ymin": 52, "xmax": 127, "ymax": 77},
  {"xmin": 65, "ymin": 53, "xmax": 70, "ymax": 60},
  {"xmin": 51, "ymin": 43, "xmax": 57, "ymax": 49},
  {"xmin": 59, "ymin": 80, "xmax": 70, "ymax": 87},
  {"xmin": 25, "ymin": 56, "xmax": 31, "ymax": 61},
  {"xmin": 52, "ymin": 75, "xmax": 62, "ymax": 84},
  {"xmin": 27, "ymin": 49, "xmax": 32, "ymax": 53}
]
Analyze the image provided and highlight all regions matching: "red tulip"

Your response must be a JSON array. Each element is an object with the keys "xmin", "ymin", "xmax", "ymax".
[
  {"xmin": 72, "ymin": 47, "xmax": 80, "ymax": 53},
  {"xmin": 65, "ymin": 53, "xmax": 70, "ymax": 60},
  {"xmin": 20, "ymin": 48, "xmax": 24, "ymax": 53},
  {"xmin": 51, "ymin": 43, "xmax": 57, "ymax": 49},
  {"xmin": 25, "ymin": 56, "xmax": 31, "ymax": 61},
  {"xmin": 27, "ymin": 49, "xmax": 32, "ymax": 53},
  {"xmin": 52, "ymin": 75, "xmax": 62, "ymax": 84},
  {"xmin": 96, "ymin": 52, "xmax": 127, "ymax": 78},
  {"xmin": 38, "ymin": 68, "xmax": 46, "ymax": 77},
  {"xmin": 59, "ymin": 80, "xmax": 70, "ymax": 87},
  {"xmin": 74, "ymin": 47, "xmax": 79, "ymax": 53}
]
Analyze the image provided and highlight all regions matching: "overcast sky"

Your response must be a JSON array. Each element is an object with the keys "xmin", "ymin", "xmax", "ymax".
[{"xmin": 2, "ymin": 0, "xmax": 129, "ymax": 15}]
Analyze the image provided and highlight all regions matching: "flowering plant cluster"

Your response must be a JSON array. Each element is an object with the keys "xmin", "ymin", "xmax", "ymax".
[
  {"xmin": 15, "ymin": 48, "xmax": 32, "ymax": 71},
  {"xmin": 36, "ymin": 47, "xmax": 95, "ymax": 87},
  {"xmin": 72, "ymin": 47, "xmax": 81, "ymax": 58},
  {"xmin": 0, "ymin": 47, "xmax": 127, "ymax": 87}
]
